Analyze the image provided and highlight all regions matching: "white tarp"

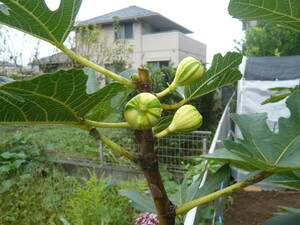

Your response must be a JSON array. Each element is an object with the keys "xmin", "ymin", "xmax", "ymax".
[{"xmin": 237, "ymin": 79, "xmax": 299, "ymax": 131}]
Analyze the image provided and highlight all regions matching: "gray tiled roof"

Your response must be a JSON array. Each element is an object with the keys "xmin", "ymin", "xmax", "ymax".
[
  {"xmin": 34, "ymin": 51, "xmax": 72, "ymax": 65},
  {"xmin": 77, "ymin": 5, "xmax": 192, "ymax": 33},
  {"xmin": 78, "ymin": 5, "xmax": 157, "ymax": 26}
]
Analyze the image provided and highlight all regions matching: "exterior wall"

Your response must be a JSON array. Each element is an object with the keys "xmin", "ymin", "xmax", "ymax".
[
  {"xmin": 76, "ymin": 22, "xmax": 206, "ymax": 69},
  {"xmin": 178, "ymin": 33, "xmax": 206, "ymax": 63},
  {"xmin": 141, "ymin": 31, "xmax": 207, "ymax": 67},
  {"xmin": 141, "ymin": 31, "xmax": 179, "ymax": 66}
]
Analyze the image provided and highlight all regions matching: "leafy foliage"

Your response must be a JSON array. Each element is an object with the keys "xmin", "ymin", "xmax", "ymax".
[
  {"xmin": 150, "ymin": 66, "xmax": 221, "ymax": 131},
  {"xmin": 237, "ymin": 23, "xmax": 300, "ymax": 56},
  {"xmin": 118, "ymin": 189, "xmax": 156, "ymax": 213},
  {"xmin": 64, "ymin": 174, "xmax": 140, "ymax": 225},
  {"xmin": 263, "ymin": 213, "xmax": 300, "ymax": 225},
  {"xmin": 0, "ymin": 69, "xmax": 127, "ymax": 124},
  {"xmin": 0, "ymin": 134, "xmax": 54, "ymax": 193},
  {"xmin": 119, "ymin": 165, "xmax": 229, "ymax": 215},
  {"xmin": 203, "ymin": 91, "xmax": 300, "ymax": 172},
  {"xmin": 228, "ymin": 0, "xmax": 300, "ymax": 33},
  {"xmin": 262, "ymin": 83, "xmax": 300, "ymax": 105},
  {"xmin": 171, "ymin": 165, "xmax": 230, "ymax": 206},
  {"xmin": 0, "ymin": 167, "xmax": 77, "ymax": 225},
  {"xmin": 0, "ymin": 0, "xmax": 82, "ymax": 45},
  {"xmin": 184, "ymin": 52, "xmax": 242, "ymax": 100},
  {"xmin": 267, "ymin": 170, "xmax": 300, "ymax": 189},
  {"xmin": 0, "ymin": 76, "xmax": 14, "ymax": 85}
]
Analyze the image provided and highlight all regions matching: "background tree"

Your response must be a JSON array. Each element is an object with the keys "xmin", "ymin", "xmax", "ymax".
[
  {"xmin": 236, "ymin": 23, "xmax": 300, "ymax": 56},
  {"xmin": 75, "ymin": 20, "xmax": 133, "ymax": 84}
]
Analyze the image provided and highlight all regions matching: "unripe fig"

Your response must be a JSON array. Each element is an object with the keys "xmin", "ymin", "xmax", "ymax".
[
  {"xmin": 173, "ymin": 57, "xmax": 204, "ymax": 86},
  {"xmin": 124, "ymin": 93, "xmax": 163, "ymax": 130},
  {"xmin": 155, "ymin": 105, "xmax": 202, "ymax": 138},
  {"xmin": 156, "ymin": 57, "xmax": 204, "ymax": 98}
]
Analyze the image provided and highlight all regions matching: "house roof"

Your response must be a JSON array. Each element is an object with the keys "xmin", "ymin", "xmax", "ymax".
[
  {"xmin": 33, "ymin": 51, "xmax": 72, "ymax": 65},
  {"xmin": 78, "ymin": 5, "xmax": 192, "ymax": 34},
  {"xmin": 0, "ymin": 61, "xmax": 16, "ymax": 67},
  {"xmin": 244, "ymin": 55, "xmax": 300, "ymax": 80}
]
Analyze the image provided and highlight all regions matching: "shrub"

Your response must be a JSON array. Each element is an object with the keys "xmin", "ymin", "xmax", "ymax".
[{"xmin": 63, "ymin": 173, "xmax": 144, "ymax": 225}]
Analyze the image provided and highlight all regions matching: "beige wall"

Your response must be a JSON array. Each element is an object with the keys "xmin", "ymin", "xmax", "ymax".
[
  {"xmin": 178, "ymin": 33, "xmax": 206, "ymax": 63},
  {"xmin": 76, "ymin": 22, "xmax": 206, "ymax": 69}
]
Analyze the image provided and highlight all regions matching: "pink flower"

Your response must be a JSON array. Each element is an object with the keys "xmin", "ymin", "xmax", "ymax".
[{"xmin": 135, "ymin": 213, "xmax": 159, "ymax": 225}]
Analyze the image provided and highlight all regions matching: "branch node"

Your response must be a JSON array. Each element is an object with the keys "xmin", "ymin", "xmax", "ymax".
[
  {"xmin": 136, "ymin": 153, "xmax": 158, "ymax": 171},
  {"xmin": 165, "ymin": 202, "xmax": 177, "ymax": 222},
  {"xmin": 89, "ymin": 128, "xmax": 100, "ymax": 140}
]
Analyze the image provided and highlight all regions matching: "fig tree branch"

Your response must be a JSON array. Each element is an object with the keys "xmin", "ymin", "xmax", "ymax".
[
  {"xmin": 176, "ymin": 170, "xmax": 274, "ymax": 215},
  {"xmin": 89, "ymin": 128, "xmax": 136, "ymax": 163}
]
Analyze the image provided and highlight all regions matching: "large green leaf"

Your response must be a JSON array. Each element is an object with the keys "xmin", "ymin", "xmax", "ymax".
[
  {"xmin": 203, "ymin": 91, "xmax": 300, "ymax": 172},
  {"xmin": 85, "ymin": 88, "xmax": 132, "ymax": 122},
  {"xmin": 264, "ymin": 213, "xmax": 300, "ymax": 225},
  {"xmin": 83, "ymin": 67, "xmax": 133, "ymax": 122},
  {"xmin": 267, "ymin": 170, "xmax": 300, "ymax": 189},
  {"xmin": 184, "ymin": 52, "xmax": 242, "ymax": 100},
  {"xmin": 0, "ymin": 69, "xmax": 127, "ymax": 124},
  {"xmin": 0, "ymin": 0, "xmax": 82, "ymax": 45},
  {"xmin": 0, "ymin": 76, "xmax": 14, "ymax": 85},
  {"xmin": 171, "ymin": 165, "xmax": 230, "ymax": 206},
  {"xmin": 229, "ymin": 0, "xmax": 300, "ymax": 33},
  {"xmin": 118, "ymin": 189, "xmax": 156, "ymax": 213}
]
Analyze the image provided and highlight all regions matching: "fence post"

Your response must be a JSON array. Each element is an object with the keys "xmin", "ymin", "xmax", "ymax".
[
  {"xmin": 98, "ymin": 141, "xmax": 104, "ymax": 166},
  {"xmin": 202, "ymin": 137, "xmax": 207, "ymax": 154}
]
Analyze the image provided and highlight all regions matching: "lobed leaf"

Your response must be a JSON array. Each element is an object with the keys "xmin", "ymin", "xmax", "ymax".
[
  {"xmin": 0, "ymin": 69, "xmax": 127, "ymax": 125},
  {"xmin": 184, "ymin": 52, "xmax": 242, "ymax": 100},
  {"xmin": 203, "ymin": 91, "xmax": 300, "ymax": 172},
  {"xmin": 118, "ymin": 189, "xmax": 156, "ymax": 213},
  {"xmin": 264, "ymin": 213, "xmax": 300, "ymax": 225},
  {"xmin": 0, "ymin": 76, "xmax": 14, "ymax": 85},
  {"xmin": 0, "ymin": 0, "xmax": 82, "ymax": 45},
  {"xmin": 171, "ymin": 165, "xmax": 230, "ymax": 206},
  {"xmin": 267, "ymin": 170, "xmax": 300, "ymax": 189}
]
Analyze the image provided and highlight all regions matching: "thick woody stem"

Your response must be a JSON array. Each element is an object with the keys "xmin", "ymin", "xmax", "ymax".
[
  {"xmin": 135, "ymin": 69, "xmax": 176, "ymax": 225},
  {"xmin": 135, "ymin": 130, "xmax": 175, "ymax": 225}
]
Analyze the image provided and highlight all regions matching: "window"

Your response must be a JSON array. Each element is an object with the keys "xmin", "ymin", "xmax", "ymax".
[
  {"xmin": 115, "ymin": 23, "xmax": 133, "ymax": 40},
  {"xmin": 147, "ymin": 61, "xmax": 169, "ymax": 69}
]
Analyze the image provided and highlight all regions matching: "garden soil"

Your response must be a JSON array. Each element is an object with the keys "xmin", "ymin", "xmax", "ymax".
[{"xmin": 223, "ymin": 188, "xmax": 300, "ymax": 225}]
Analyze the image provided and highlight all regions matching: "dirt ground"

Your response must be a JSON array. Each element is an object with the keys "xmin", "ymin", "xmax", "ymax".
[{"xmin": 223, "ymin": 188, "xmax": 300, "ymax": 225}]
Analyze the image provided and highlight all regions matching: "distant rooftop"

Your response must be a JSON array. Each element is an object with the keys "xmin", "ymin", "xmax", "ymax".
[{"xmin": 78, "ymin": 5, "xmax": 192, "ymax": 34}]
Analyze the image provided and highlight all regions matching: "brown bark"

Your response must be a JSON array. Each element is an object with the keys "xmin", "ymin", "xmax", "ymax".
[{"xmin": 135, "ymin": 68, "xmax": 176, "ymax": 225}]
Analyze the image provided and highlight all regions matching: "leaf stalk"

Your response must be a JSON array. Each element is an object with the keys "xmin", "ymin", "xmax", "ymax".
[
  {"xmin": 89, "ymin": 128, "xmax": 136, "ymax": 163},
  {"xmin": 84, "ymin": 119, "xmax": 131, "ymax": 128},
  {"xmin": 161, "ymin": 99, "xmax": 189, "ymax": 110},
  {"xmin": 156, "ymin": 85, "xmax": 176, "ymax": 98}
]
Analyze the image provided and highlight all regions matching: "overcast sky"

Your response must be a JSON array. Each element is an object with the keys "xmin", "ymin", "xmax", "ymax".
[{"xmin": 6, "ymin": 0, "xmax": 245, "ymax": 65}]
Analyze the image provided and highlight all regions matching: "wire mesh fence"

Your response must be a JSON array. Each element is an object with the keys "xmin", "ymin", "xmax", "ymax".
[
  {"xmin": 1, "ymin": 125, "xmax": 212, "ymax": 174},
  {"xmin": 98, "ymin": 130, "xmax": 212, "ymax": 173}
]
